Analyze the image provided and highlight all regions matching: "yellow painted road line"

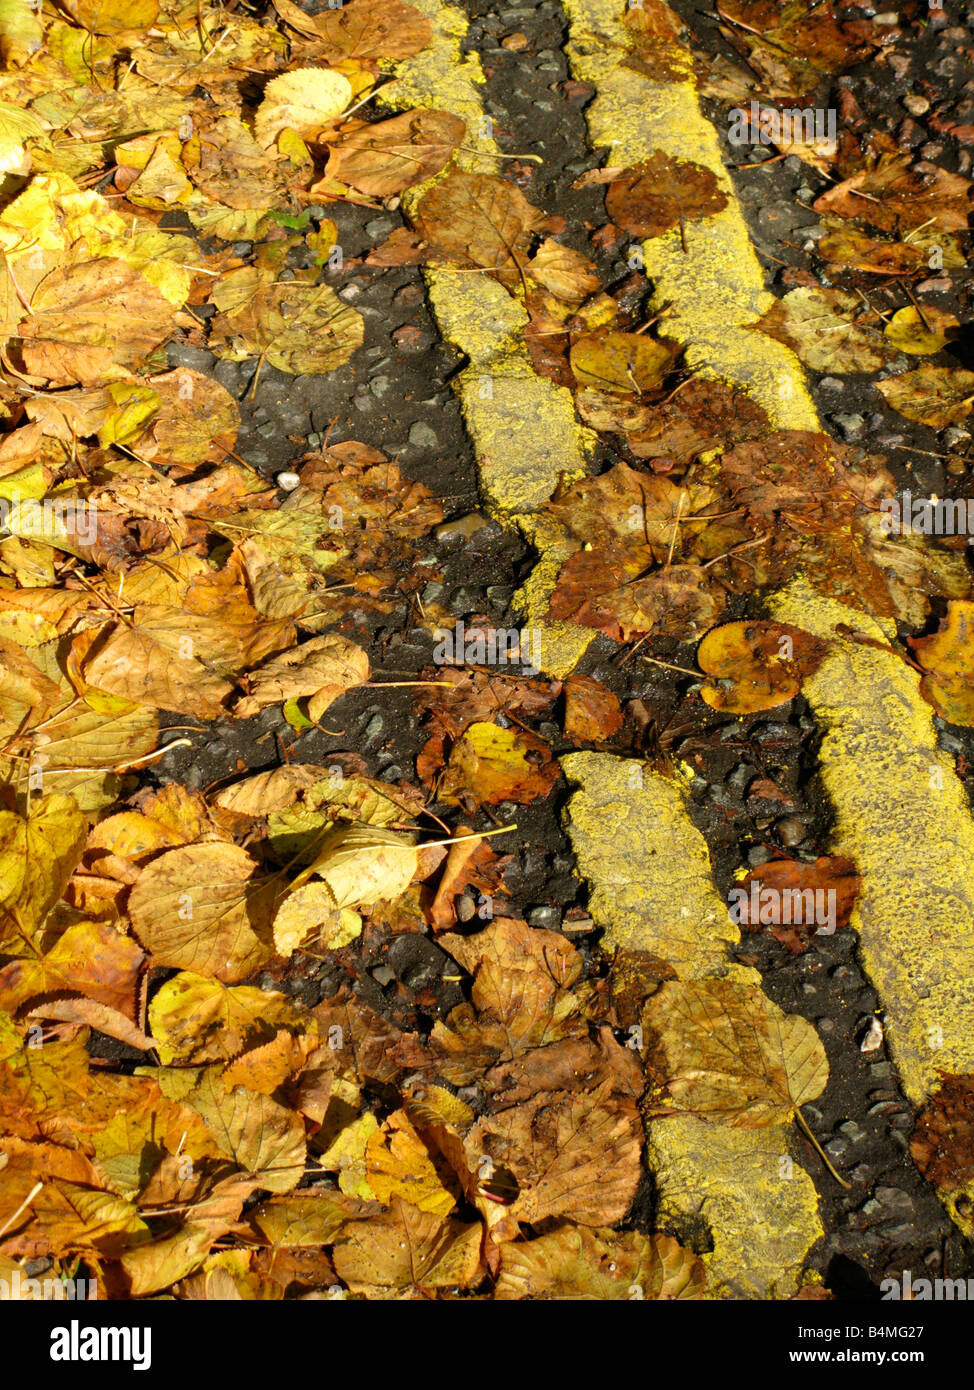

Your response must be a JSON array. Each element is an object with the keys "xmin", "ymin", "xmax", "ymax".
[
  {"xmin": 770, "ymin": 578, "xmax": 974, "ymax": 1237},
  {"xmin": 562, "ymin": 0, "xmax": 817, "ymax": 429},
  {"xmin": 562, "ymin": 752, "xmax": 824, "ymax": 1298},
  {"xmin": 385, "ymin": 0, "xmax": 595, "ymax": 677},
  {"xmin": 562, "ymin": 0, "xmax": 974, "ymax": 1246}
]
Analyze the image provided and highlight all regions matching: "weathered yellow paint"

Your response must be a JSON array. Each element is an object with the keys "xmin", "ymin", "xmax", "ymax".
[
  {"xmin": 771, "ymin": 581, "xmax": 974, "ymax": 1114},
  {"xmin": 562, "ymin": 752, "xmax": 824, "ymax": 1297},
  {"xmin": 562, "ymin": 0, "xmax": 974, "ymax": 1245},
  {"xmin": 562, "ymin": 0, "xmax": 818, "ymax": 429},
  {"xmin": 385, "ymin": 0, "xmax": 595, "ymax": 677}
]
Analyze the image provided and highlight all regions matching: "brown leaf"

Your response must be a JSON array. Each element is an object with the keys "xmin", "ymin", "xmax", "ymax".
[
  {"xmin": 563, "ymin": 674, "xmax": 624, "ymax": 742},
  {"xmin": 735, "ymin": 856, "xmax": 860, "ymax": 953},
  {"xmin": 412, "ymin": 169, "xmax": 549, "ymax": 288},
  {"xmin": 527, "ymin": 238, "xmax": 601, "ymax": 305},
  {"xmin": 605, "ymin": 153, "xmax": 727, "ymax": 239},
  {"xmin": 569, "ymin": 331, "xmax": 674, "ymax": 394},
  {"xmin": 20, "ymin": 259, "xmax": 177, "ymax": 367},
  {"xmin": 322, "ymin": 109, "xmax": 464, "ymax": 197},
  {"xmin": 470, "ymin": 1079, "xmax": 642, "ymax": 1229},
  {"xmin": 235, "ymin": 632, "xmax": 368, "ymax": 719},
  {"xmin": 311, "ymin": 0, "xmax": 432, "ymax": 62},
  {"xmin": 911, "ymin": 1074, "xmax": 974, "ymax": 1193},
  {"xmin": 813, "ymin": 156, "xmax": 974, "ymax": 236}
]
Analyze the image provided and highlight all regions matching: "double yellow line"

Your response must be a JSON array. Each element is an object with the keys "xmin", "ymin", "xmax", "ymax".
[{"xmin": 382, "ymin": 0, "xmax": 974, "ymax": 1288}]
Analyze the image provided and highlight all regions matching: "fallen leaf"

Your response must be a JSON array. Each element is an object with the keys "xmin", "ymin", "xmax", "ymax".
[
  {"xmin": 436, "ymin": 721, "xmax": 560, "ymax": 808},
  {"xmin": 273, "ymin": 882, "xmax": 362, "ymax": 958},
  {"xmin": 569, "ymin": 331, "xmax": 674, "ymax": 394},
  {"xmin": 563, "ymin": 674, "xmax": 624, "ymax": 742},
  {"xmin": 127, "ymin": 842, "xmax": 275, "ymax": 982},
  {"xmin": 813, "ymin": 156, "xmax": 974, "ymax": 237},
  {"xmin": 877, "ymin": 367, "xmax": 974, "ymax": 428},
  {"xmin": 470, "ymin": 1079, "xmax": 642, "ymax": 1229},
  {"xmin": 254, "ymin": 68, "xmax": 352, "ymax": 149},
  {"xmin": 303, "ymin": 824, "xmax": 418, "ymax": 909},
  {"xmin": 752, "ymin": 287, "xmax": 895, "ymax": 373},
  {"xmin": 495, "ymin": 1226, "xmax": 704, "ymax": 1300},
  {"xmin": 883, "ymin": 305, "xmax": 959, "ymax": 356},
  {"xmin": 235, "ymin": 633, "xmax": 369, "ymax": 719},
  {"xmin": 311, "ymin": 0, "xmax": 432, "ymax": 63},
  {"xmin": 322, "ymin": 109, "xmax": 464, "ymax": 197},
  {"xmin": 605, "ymin": 153, "xmax": 727, "ymax": 239},
  {"xmin": 412, "ymin": 169, "xmax": 549, "ymax": 288},
  {"xmin": 734, "ymin": 856, "xmax": 860, "ymax": 953},
  {"xmin": 910, "ymin": 600, "xmax": 974, "ymax": 726},
  {"xmin": 0, "ymin": 794, "xmax": 87, "ymax": 949},
  {"xmin": 642, "ymin": 978, "xmax": 829, "ymax": 1127},
  {"xmin": 209, "ymin": 282, "xmax": 364, "ymax": 375},
  {"xmin": 911, "ymin": 1074, "xmax": 974, "ymax": 1194},
  {"xmin": 527, "ymin": 237, "xmax": 601, "ymax": 305},
  {"xmin": 333, "ymin": 1197, "xmax": 482, "ymax": 1298},
  {"xmin": 147, "ymin": 971, "xmax": 309, "ymax": 1064},
  {"xmin": 697, "ymin": 620, "xmax": 829, "ymax": 713}
]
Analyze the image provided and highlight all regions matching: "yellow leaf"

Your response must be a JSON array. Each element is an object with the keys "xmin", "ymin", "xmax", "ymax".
[
  {"xmin": 96, "ymin": 382, "xmax": 161, "ymax": 449},
  {"xmin": 365, "ymin": 1110, "xmax": 456, "ymax": 1215},
  {"xmin": 273, "ymin": 882, "xmax": 362, "ymax": 958},
  {"xmin": 0, "ymin": 0, "xmax": 43, "ymax": 67},
  {"xmin": 127, "ymin": 843, "xmax": 275, "ymax": 982},
  {"xmin": 120, "ymin": 1225, "xmax": 212, "ymax": 1298},
  {"xmin": 303, "ymin": 823, "xmax": 418, "ymax": 910},
  {"xmin": 254, "ymin": 68, "xmax": 352, "ymax": 148},
  {"xmin": 643, "ymin": 978, "xmax": 829, "ymax": 1126},
  {"xmin": 496, "ymin": 1227, "xmax": 705, "ymax": 1300},
  {"xmin": 884, "ymin": 304, "xmax": 959, "ymax": 356},
  {"xmin": 0, "ymin": 794, "xmax": 86, "ymax": 949},
  {"xmin": 147, "ymin": 970, "xmax": 309, "ymax": 1064},
  {"xmin": 185, "ymin": 1070, "xmax": 306, "ymax": 1193}
]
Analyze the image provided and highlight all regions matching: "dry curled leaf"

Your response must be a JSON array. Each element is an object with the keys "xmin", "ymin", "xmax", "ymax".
[{"xmin": 910, "ymin": 600, "xmax": 974, "ymax": 727}]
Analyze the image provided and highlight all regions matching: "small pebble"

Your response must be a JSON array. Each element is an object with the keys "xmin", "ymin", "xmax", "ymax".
[
  {"xmin": 435, "ymin": 512, "xmax": 489, "ymax": 543},
  {"xmin": 775, "ymin": 816, "xmax": 806, "ymax": 847},
  {"xmin": 372, "ymin": 966, "xmax": 396, "ymax": 987},
  {"xmin": 408, "ymin": 421, "xmax": 439, "ymax": 449},
  {"xmin": 903, "ymin": 94, "xmax": 931, "ymax": 116},
  {"xmin": 859, "ymin": 1016, "xmax": 884, "ymax": 1053}
]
